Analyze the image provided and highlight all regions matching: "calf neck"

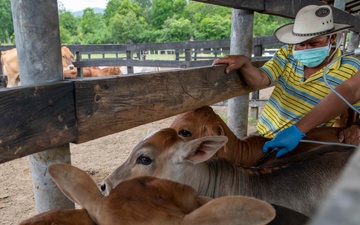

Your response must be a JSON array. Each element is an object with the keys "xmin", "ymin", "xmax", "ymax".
[{"xmin": 102, "ymin": 128, "xmax": 355, "ymax": 217}]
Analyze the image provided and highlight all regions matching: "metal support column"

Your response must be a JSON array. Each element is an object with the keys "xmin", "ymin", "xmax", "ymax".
[
  {"xmin": 227, "ymin": 9, "xmax": 254, "ymax": 138},
  {"xmin": 10, "ymin": 0, "xmax": 74, "ymax": 213}
]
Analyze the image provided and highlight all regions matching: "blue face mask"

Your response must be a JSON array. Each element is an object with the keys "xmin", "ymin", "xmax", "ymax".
[{"xmin": 293, "ymin": 43, "xmax": 331, "ymax": 68}]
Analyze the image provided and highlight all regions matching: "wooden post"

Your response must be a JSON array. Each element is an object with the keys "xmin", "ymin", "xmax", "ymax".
[
  {"xmin": 76, "ymin": 51, "xmax": 82, "ymax": 77},
  {"xmin": 227, "ymin": 9, "xmax": 254, "ymax": 138},
  {"xmin": 10, "ymin": 0, "xmax": 74, "ymax": 213},
  {"xmin": 184, "ymin": 48, "xmax": 192, "ymax": 68},
  {"xmin": 126, "ymin": 50, "xmax": 134, "ymax": 74},
  {"xmin": 175, "ymin": 50, "xmax": 180, "ymax": 60},
  {"xmin": 250, "ymin": 40, "xmax": 263, "ymax": 120}
]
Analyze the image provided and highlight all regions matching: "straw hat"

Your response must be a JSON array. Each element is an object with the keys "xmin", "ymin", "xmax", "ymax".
[{"xmin": 274, "ymin": 5, "xmax": 352, "ymax": 44}]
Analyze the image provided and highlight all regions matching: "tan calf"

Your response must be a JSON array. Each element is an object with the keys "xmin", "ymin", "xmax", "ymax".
[
  {"xmin": 63, "ymin": 66, "xmax": 122, "ymax": 78},
  {"xmin": 19, "ymin": 163, "xmax": 275, "ymax": 225}
]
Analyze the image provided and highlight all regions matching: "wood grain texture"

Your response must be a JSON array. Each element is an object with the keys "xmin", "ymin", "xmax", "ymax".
[
  {"xmin": 0, "ymin": 65, "xmax": 258, "ymax": 163},
  {"xmin": 74, "ymin": 65, "xmax": 254, "ymax": 143},
  {"xmin": 0, "ymin": 82, "xmax": 76, "ymax": 163}
]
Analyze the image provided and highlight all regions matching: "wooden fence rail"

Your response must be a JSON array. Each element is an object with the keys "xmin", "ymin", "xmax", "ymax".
[
  {"xmin": 0, "ymin": 37, "xmax": 279, "ymax": 164},
  {"xmin": 0, "ymin": 36, "xmax": 281, "ymax": 77},
  {"xmin": 0, "ymin": 64, "xmax": 265, "ymax": 164}
]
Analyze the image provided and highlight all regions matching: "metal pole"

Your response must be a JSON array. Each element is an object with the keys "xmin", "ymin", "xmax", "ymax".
[
  {"xmin": 227, "ymin": 9, "xmax": 254, "ymax": 138},
  {"xmin": 10, "ymin": 0, "xmax": 74, "ymax": 213}
]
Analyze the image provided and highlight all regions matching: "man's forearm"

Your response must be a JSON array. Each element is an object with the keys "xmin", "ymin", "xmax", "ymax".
[
  {"xmin": 296, "ymin": 81, "xmax": 357, "ymax": 133},
  {"xmin": 240, "ymin": 62, "xmax": 271, "ymax": 90}
]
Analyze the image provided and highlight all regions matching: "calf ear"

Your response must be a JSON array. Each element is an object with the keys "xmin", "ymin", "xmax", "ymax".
[
  {"xmin": 182, "ymin": 136, "xmax": 228, "ymax": 164},
  {"xmin": 184, "ymin": 196, "xmax": 276, "ymax": 225},
  {"xmin": 48, "ymin": 164, "xmax": 103, "ymax": 209}
]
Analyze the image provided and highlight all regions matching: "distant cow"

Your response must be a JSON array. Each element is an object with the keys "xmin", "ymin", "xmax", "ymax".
[
  {"xmin": 19, "ymin": 164, "xmax": 276, "ymax": 225},
  {"xmin": 101, "ymin": 128, "xmax": 355, "ymax": 217},
  {"xmin": 170, "ymin": 106, "xmax": 346, "ymax": 166},
  {"xmin": 1, "ymin": 46, "xmax": 74, "ymax": 87},
  {"xmin": 63, "ymin": 66, "xmax": 122, "ymax": 78}
]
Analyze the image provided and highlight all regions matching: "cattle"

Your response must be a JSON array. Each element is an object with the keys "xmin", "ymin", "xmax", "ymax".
[
  {"xmin": 18, "ymin": 163, "xmax": 276, "ymax": 225},
  {"xmin": 1, "ymin": 46, "xmax": 74, "ymax": 87},
  {"xmin": 101, "ymin": 128, "xmax": 355, "ymax": 217},
  {"xmin": 63, "ymin": 66, "xmax": 122, "ymax": 78},
  {"xmin": 170, "ymin": 105, "xmax": 346, "ymax": 166}
]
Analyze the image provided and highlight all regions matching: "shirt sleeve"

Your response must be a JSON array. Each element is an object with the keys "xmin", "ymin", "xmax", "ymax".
[{"xmin": 260, "ymin": 45, "xmax": 291, "ymax": 83}]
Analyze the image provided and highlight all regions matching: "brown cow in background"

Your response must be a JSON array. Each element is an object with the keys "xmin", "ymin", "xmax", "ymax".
[
  {"xmin": 1, "ymin": 46, "xmax": 75, "ymax": 87},
  {"xmin": 63, "ymin": 66, "xmax": 122, "ymax": 78}
]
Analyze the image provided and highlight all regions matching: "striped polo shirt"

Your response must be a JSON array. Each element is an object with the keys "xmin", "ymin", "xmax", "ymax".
[{"xmin": 258, "ymin": 45, "xmax": 360, "ymax": 138}]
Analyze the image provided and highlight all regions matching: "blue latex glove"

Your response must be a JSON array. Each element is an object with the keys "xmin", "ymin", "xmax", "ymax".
[{"xmin": 262, "ymin": 125, "xmax": 306, "ymax": 158}]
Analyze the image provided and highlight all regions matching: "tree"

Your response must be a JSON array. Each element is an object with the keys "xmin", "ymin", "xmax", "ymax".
[
  {"xmin": 59, "ymin": 10, "xmax": 79, "ymax": 43},
  {"xmin": 253, "ymin": 13, "xmax": 293, "ymax": 37},
  {"xmin": 117, "ymin": 0, "xmax": 141, "ymax": 17},
  {"xmin": 79, "ymin": 8, "xmax": 108, "ymax": 44},
  {"xmin": 173, "ymin": 0, "xmax": 187, "ymax": 15},
  {"xmin": 0, "ymin": 0, "xmax": 14, "ymax": 43},
  {"xmin": 103, "ymin": 0, "xmax": 122, "ymax": 25},
  {"xmin": 151, "ymin": 0, "xmax": 174, "ymax": 29},
  {"xmin": 158, "ymin": 16, "xmax": 193, "ymax": 42},
  {"xmin": 183, "ymin": 2, "xmax": 231, "ymax": 26},
  {"xmin": 133, "ymin": 0, "xmax": 151, "ymax": 9},
  {"xmin": 109, "ymin": 11, "xmax": 147, "ymax": 43},
  {"xmin": 197, "ymin": 15, "xmax": 231, "ymax": 40}
]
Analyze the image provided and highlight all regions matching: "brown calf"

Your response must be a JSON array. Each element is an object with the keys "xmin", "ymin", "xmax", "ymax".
[
  {"xmin": 19, "ymin": 163, "xmax": 275, "ymax": 225},
  {"xmin": 63, "ymin": 66, "xmax": 122, "ymax": 78},
  {"xmin": 170, "ymin": 106, "xmax": 345, "ymax": 166}
]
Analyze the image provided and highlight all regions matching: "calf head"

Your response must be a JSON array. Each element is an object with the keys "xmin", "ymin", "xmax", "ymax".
[
  {"xmin": 109, "ymin": 66, "xmax": 122, "ymax": 75},
  {"xmin": 61, "ymin": 46, "xmax": 75, "ymax": 70},
  {"xmin": 19, "ymin": 163, "xmax": 275, "ymax": 225},
  {"xmin": 170, "ymin": 106, "xmax": 235, "ymax": 153},
  {"xmin": 101, "ymin": 128, "xmax": 228, "ymax": 196}
]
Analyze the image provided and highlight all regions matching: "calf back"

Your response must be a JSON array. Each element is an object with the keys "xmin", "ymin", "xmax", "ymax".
[{"xmin": 171, "ymin": 106, "xmax": 345, "ymax": 166}]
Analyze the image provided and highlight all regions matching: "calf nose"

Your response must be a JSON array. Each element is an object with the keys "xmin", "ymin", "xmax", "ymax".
[
  {"xmin": 100, "ymin": 182, "xmax": 106, "ymax": 192},
  {"xmin": 69, "ymin": 65, "xmax": 75, "ymax": 69}
]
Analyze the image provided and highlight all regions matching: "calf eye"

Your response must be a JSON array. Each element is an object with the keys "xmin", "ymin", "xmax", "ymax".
[
  {"xmin": 136, "ymin": 156, "xmax": 152, "ymax": 165},
  {"xmin": 178, "ymin": 129, "xmax": 192, "ymax": 137}
]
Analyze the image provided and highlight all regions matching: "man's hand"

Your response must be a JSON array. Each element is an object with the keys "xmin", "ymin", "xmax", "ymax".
[
  {"xmin": 212, "ymin": 55, "xmax": 250, "ymax": 74},
  {"xmin": 263, "ymin": 125, "xmax": 306, "ymax": 158},
  {"xmin": 338, "ymin": 125, "xmax": 360, "ymax": 145}
]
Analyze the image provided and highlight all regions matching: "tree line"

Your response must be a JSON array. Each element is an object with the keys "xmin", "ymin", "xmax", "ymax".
[{"xmin": 0, "ymin": 0, "xmax": 293, "ymax": 45}]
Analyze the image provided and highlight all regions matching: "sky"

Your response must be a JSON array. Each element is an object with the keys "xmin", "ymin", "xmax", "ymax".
[{"xmin": 58, "ymin": 0, "xmax": 108, "ymax": 12}]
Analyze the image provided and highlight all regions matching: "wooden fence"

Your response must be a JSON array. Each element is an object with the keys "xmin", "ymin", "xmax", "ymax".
[
  {"xmin": 0, "ymin": 36, "xmax": 281, "ymax": 77},
  {"xmin": 0, "ymin": 37, "xmax": 283, "ymax": 164}
]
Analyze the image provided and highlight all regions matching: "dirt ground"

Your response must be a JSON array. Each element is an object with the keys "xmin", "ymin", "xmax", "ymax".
[{"xmin": 0, "ymin": 87, "xmax": 273, "ymax": 225}]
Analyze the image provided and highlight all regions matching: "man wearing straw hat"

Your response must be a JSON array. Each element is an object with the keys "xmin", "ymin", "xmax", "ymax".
[{"xmin": 213, "ymin": 5, "xmax": 360, "ymax": 157}]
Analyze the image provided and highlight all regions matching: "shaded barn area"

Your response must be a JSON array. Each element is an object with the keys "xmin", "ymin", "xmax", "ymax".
[{"xmin": 1, "ymin": 0, "xmax": 360, "ymax": 224}]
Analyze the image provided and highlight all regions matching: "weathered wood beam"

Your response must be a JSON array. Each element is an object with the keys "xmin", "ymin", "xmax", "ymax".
[
  {"xmin": 0, "ymin": 64, "xmax": 266, "ymax": 164},
  {"xmin": 74, "ymin": 65, "xmax": 254, "ymax": 143},
  {"xmin": 193, "ymin": 0, "xmax": 360, "ymax": 33},
  {"xmin": 0, "ymin": 82, "xmax": 76, "ymax": 164}
]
